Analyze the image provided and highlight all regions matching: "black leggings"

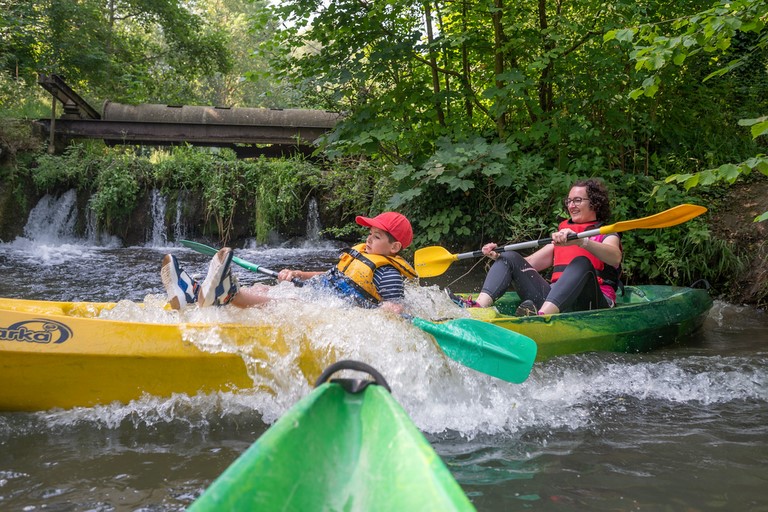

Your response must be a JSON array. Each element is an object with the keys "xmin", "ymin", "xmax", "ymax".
[{"xmin": 481, "ymin": 252, "xmax": 612, "ymax": 312}]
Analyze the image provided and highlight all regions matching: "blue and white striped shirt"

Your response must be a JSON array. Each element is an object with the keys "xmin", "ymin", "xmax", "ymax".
[{"xmin": 373, "ymin": 265, "xmax": 405, "ymax": 302}]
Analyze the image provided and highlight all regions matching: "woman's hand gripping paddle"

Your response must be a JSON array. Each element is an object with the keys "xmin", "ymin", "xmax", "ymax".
[
  {"xmin": 181, "ymin": 240, "xmax": 537, "ymax": 383},
  {"xmin": 414, "ymin": 204, "xmax": 707, "ymax": 278}
]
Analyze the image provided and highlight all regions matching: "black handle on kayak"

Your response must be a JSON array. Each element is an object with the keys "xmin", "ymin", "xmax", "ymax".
[{"xmin": 314, "ymin": 360, "xmax": 392, "ymax": 393}]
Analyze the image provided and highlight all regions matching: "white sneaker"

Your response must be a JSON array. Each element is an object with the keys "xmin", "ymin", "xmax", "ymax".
[
  {"xmin": 199, "ymin": 248, "xmax": 240, "ymax": 307},
  {"xmin": 160, "ymin": 254, "xmax": 199, "ymax": 310}
]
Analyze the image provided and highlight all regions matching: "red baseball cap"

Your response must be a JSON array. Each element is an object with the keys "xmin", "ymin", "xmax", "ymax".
[{"xmin": 355, "ymin": 212, "xmax": 413, "ymax": 249}]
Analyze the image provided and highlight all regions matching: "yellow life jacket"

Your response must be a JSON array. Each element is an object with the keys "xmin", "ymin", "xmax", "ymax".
[{"xmin": 335, "ymin": 243, "xmax": 418, "ymax": 302}]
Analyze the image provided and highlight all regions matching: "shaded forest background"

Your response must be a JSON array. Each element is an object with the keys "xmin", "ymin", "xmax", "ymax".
[{"xmin": 0, "ymin": 0, "xmax": 766, "ymax": 305}]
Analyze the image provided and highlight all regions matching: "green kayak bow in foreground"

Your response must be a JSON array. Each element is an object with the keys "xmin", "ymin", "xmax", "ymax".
[
  {"xmin": 189, "ymin": 361, "xmax": 476, "ymax": 511},
  {"xmin": 181, "ymin": 240, "xmax": 537, "ymax": 384}
]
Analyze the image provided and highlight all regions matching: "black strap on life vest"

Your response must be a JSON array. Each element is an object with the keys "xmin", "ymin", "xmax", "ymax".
[{"xmin": 339, "ymin": 247, "xmax": 377, "ymax": 273}]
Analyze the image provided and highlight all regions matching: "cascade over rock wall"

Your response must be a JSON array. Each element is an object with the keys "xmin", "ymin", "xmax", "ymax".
[{"xmin": 1, "ymin": 184, "xmax": 320, "ymax": 247}]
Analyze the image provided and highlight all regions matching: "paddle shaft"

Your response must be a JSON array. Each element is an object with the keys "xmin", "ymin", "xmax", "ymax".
[
  {"xmin": 455, "ymin": 232, "xmax": 583, "ymax": 261},
  {"xmin": 230, "ymin": 255, "xmax": 305, "ymax": 287},
  {"xmin": 180, "ymin": 240, "xmax": 304, "ymax": 286}
]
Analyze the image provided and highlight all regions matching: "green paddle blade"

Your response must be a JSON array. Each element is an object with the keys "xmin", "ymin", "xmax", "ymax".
[
  {"xmin": 180, "ymin": 239, "xmax": 218, "ymax": 256},
  {"xmin": 411, "ymin": 317, "xmax": 537, "ymax": 383}
]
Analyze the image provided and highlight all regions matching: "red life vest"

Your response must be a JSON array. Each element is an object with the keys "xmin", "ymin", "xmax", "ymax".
[{"xmin": 551, "ymin": 220, "xmax": 621, "ymax": 296}]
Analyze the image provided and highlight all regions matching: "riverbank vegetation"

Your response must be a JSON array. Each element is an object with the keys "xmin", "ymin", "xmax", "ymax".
[{"xmin": 1, "ymin": 0, "xmax": 766, "ymax": 304}]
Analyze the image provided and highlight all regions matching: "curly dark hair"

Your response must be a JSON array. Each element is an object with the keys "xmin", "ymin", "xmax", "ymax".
[{"xmin": 573, "ymin": 178, "xmax": 611, "ymax": 222}]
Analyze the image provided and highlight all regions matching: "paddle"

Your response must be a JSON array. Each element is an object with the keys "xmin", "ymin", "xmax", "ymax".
[
  {"xmin": 180, "ymin": 240, "xmax": 305, "ymax": 287},
  {"xmin": 180, "ymin": 239, "xmax": 537, "ymax": 383},
  {"xmin": 414, "ymin": 203, "xmax": 708, "ymax": 278}
]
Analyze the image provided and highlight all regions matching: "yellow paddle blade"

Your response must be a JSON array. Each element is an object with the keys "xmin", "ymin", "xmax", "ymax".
[
  {"xmin": 599, "ymin": 204, "xmax": 707, "ymax": 234},
  {"xmin": 414, "ymin": 246, "xmax": 459, "ymax": 278}
]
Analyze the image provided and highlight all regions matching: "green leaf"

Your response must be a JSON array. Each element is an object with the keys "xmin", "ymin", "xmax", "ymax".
[
  {"xmin": 603, "ymin": 29, "xmax": 618, "ymax": 42},
  {"xmin": 650, "ymin": 54, "xmax": 666, "ymax": 69},
  {"xmin": 717, "ymin": 163, "xmax": 741, "ymax": 183},
  {"xmin": 697, "ymin": 169, "xmax": 717, "ymax": 186},
  {"xmin": 683, "ymin": 174, "xmax": 700, "ymax": 190},
  {"xmin": 737, "ymin": 116, "xmax": 768, "ymax": 127},
  {"xmin": 665, "ymin": 173, "xmax": 692, "ymax": 184},
  {"xmin": 605, "ymin": 28, "xmax": 636, "ymax": 43},
  {"xmin": 750, "ymin": 120, "xmax": 768, "ymax": 138}
]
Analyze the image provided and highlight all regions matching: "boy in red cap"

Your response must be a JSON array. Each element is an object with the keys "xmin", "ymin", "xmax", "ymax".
[{"xmin": 161, "ymin": 212, "xmax": 417, "ymax": 314}]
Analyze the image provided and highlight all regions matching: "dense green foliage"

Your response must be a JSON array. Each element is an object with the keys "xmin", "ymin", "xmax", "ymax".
[
  {"xmin": 260, "ymin": 0, "xmax": 766, "ymax": 223},
  {"xmin": 255, "ymin": 0, "xmax": 765, "ymax": 290},
  {"xmin": 0, "ymin": 0, "xmax": 295, "ymax": 111},
  {"xmin": 605, "ymin": 0, "xmax": 768, "ymax": 220},
  {"xmin": 1, "ymin": 0, "xmax": 766, "ymax": 296}
]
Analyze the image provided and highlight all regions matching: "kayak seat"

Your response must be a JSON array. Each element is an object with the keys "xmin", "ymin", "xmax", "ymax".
[{"xmin": 618, "ymin": 286, "xmax": 651, "ymax": 305}]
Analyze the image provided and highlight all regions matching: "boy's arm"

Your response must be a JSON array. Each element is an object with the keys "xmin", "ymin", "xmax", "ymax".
[
  {"xmin": 373, "ymin": 266, "xmax": 406, "ymax": 313},
  {"xmin": 277, "ymin": 269, "xmax": 324, "ymax": 282},
  {"xmin": 379, "ymin": 300, "xmax": 405, "ymax": 315}
]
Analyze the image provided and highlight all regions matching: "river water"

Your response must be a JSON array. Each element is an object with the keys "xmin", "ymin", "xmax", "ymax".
[{"xmin": 0, "ymin": 192, "xmax": 766, "ymax": 511}]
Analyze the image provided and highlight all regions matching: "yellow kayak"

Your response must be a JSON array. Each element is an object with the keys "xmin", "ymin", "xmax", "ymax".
[
  {"xmin": 0, "ymin": 290, "xmax": 539, "ymax": 411},
  {"xmin": 0, "ymin": 297, "xmax": 304, "ymax": 411}
]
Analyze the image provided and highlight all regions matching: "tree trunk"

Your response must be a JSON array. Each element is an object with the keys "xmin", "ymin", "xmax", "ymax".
[
  {"xmin": 492, "ymin": 0, "xmax": 506, "ymax": 137},
  {"xmin": 424, "ymin": 2, "xmax": 446, "ymax": 126}
]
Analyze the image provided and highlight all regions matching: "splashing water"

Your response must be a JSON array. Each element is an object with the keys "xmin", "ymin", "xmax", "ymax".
[{"xmin": 28, "ymin": 284, "xmax": 767, "ymax": 440}]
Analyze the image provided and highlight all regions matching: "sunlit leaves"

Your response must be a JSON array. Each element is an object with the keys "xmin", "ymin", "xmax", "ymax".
[
  {"xmin": 662, "ymin": 154, "xmax": 768, "ymax": 222},
  {"xmin": 618, "ymin": 0, "xmax": 768, "ymax": 99},
  {"xmin": 0, "ymin": 0, "xmax": 233, "ymax": 104},
  {"xmin": 603, "ymin": 28, "xmax": 636, "ymax": 43},
  {"xmin": 739, "ymin": 116, "xmax": 768, "ymax": 138}
]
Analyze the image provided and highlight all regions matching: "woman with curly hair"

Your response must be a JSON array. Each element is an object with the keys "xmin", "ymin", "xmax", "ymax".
[{"xmin": 467, "ymin": 178, "xmax": 623, "ymax": 315}]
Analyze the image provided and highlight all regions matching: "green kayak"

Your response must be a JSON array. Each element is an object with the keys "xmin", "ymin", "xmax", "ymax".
[
  {"xmin": 465, "ymin": 284, "xmax": 713, "ymax": 361},
  {"xmin": 190, "ymin": 361, "xmax": 475, "ymax": 512}
]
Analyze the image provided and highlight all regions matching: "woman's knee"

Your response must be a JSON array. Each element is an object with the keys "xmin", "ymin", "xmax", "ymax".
[{"xmin": 498, "ymin": 251, "xmax": 526, "ymax": 266}]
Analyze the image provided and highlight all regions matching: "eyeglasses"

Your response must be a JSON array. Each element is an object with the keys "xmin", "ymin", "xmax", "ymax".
[{"xmin": 563, "ymin": 197, "xmax": 590, "ymax": 207}]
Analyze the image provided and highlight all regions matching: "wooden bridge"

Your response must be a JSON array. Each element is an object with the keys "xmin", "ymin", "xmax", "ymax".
[{"xmin": 35, "ymin": 74, "xmax": 341, "ymax": 158}]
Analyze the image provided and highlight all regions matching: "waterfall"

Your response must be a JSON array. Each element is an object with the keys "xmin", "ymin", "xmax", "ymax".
[
  {"xmin": 147, "ymin": 189, "xmax": 168, "ymax": 247},
  {"xmin": 22, "ymin": 189, "xmax": 79, "ymax": 243},
  {"xmin": 306, "ymin": 197, "xmax": 321, "ymax": 242},
  {"xmin": 83, "ymin": 198, "xmax": 121, "ymax": 247},
  {"xmin": 173, "ymin": 193, "xmax": 187, "ymax": 242},
  {"xmin": 84, "ymin": 200, "xmax": 98, "ymax": 243}
]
